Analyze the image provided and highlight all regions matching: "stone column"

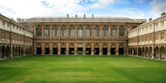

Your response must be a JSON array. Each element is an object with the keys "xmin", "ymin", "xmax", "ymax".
[
  {"xmin": 136, "ymin": 47, "xmax": 139, "ymax": 56},
  {"xmin": 49, "ymin": 43, "xmax": 53, "ymax": 55},
  {"xmin": 91, "ymin": 43, "xmax": 94, "ymax": 55},
  {"xmin": 83, "ymin": 43, "xmax": 86, "ymax": 55},
  {"xmin": 67, "ymin": 25, "xmax": 69, "ymax": 39},
  {"xmin": 50, "ymin": 26, "xmax": 52, "ymax": 38},
  {"xmin": 42, "ymin": 25, "xmax": 44, "ymax": 38},
  {"xmin": 100, "ymin": 26, "xmax": 103, "ymax": 38},
  {"xmin": 99, "ymin": 43, "xmax": 103, "ymax": 56},
  {"xmin": 116, "ymin": 43, "xmax": 119, "ymax": 55},
  {"xmin": 152, "ymin": 45, "xmax": 155, "ymax": 59},
  {"xmin": 10, "ymin": 45, "xmax": 13, "ymax": 58},
  {"xmin": 74, "ymin": 43, "xmax": 77, "ymax": 55},
  {"xmin": 75, "ymin": 25, "xmax": 77, "ymax": 39},
  {"xmin": 41, "ymin": 43, "xmax": 45, "ymax": 55},
  {"xmin": 110, "ymin": 44, "xmax": 112, "ymax": 55},
  {"xmin": 107, "ymin": 43, "xmax": 110, "ymax": 56},
  {"xmin": 58, "ymin": 43, "xmax": 61, "ymax": 55},
  {"xmin": 117, "ymin": 26, "xmax": 119, "ymax": 37},
  {"xmin": 23, "ymin": 46, "xmax": 26, "ymax": 56},
  {"xmin": 83, "ymin": 26, "xmax": 85, "ymax": 40},
  {"xmin": 66, "ymin": 43, "xmax": 69, "ymax": 55},
  {"xmin": 132, "ymin": 48, "xmax": 134, "ymax": 55}
]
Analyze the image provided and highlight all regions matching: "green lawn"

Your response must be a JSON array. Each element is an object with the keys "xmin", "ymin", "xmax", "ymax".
[{"xmin": 0, "ymin": 55, "xmax": 166, "ymax": 83}]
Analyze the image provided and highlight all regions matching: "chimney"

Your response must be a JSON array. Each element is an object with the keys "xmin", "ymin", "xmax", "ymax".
[
  {"xmin": 84, "ymin": 14, "xmax": 86, "ymax": 19},
  {"xmin": 67, "ymin": 14, "xmax": 69, "ymax": 18},
  {"xmin": 75, "ymin": 14, "xmax": 77, "ymax": 19},
  {"xmin": 92, "ymin": 14, "xmax": 94, "ymax": 19},
  {"xmin": 149, "ymin": 18, "xmax": 152, "ymax": 21},
  {"xmin": 161, "ymin": 12, "xmax": 166, "ymax": 17}
]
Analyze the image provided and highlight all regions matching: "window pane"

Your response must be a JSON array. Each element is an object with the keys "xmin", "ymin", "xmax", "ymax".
[
  {"xmin": 112, "ymin": 27, "xmax": 116, "ymax": 36},
  {"xmin": 78, "ymin": 26, "xmax": 83, "ymax": 37},
  {"xmin": 35, "ymin": 25, "xmax": 41, "ymax": 36},
  {"xmin": 44, "ymin": 26, "xmax": 49, "ymax": 36},
  {"xmin": 70, "ymin": 25, "xmax": 74, "ymax": 36}
]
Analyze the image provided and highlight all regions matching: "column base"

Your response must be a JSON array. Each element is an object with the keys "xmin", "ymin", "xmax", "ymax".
[{"xmin": 91, "ymin": 52, "xmax": 94, "ymax": 56}]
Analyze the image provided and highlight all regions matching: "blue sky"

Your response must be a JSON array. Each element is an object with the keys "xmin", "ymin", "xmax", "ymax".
[{"xmin": 0, "ymin": 0, "xmax": 165, "ymax": 19}]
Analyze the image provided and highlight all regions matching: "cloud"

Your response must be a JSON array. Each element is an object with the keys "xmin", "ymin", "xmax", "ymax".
[
  {"xmin": 0, "ymin": 0, "xmax": 158, "ymax": 19},
  {"xmin": 151, "ymin": 0, "xmax": 166, "ymax": 14},
  {"xmin": 0, "ymin": 0, "xmax": 54, "ymax": 18},
  {"xmin": 0, "ymin": 0, "xmax": 117, "ymax": 18},
  {"xmin": 89, "ymin": 0, "xmax": 115, "ymax": 8}
]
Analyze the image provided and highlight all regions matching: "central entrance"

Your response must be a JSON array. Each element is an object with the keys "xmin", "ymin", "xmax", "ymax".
[
  {"xmin": 86, "ymin": 48, "xmax": 91, "ymax": 55},
  {"xmin": 119, "ymin": 48, "xmax": 124, "ymax": 55},
  {"xmin": 111, "ymin": 48, "xmax": 115, "ymax": 55},
  {"xmin": 36, "ymin": 48, "xmax": 41, "ymax": 54},
  {"xmin": 69, "ymin": 48, "xmax": 74, "ymax": 55},
  {"xmin": 53, "ymin": 48, "xmax": 58, "ymax": 55},
  {"xmin": 103, "ymin": 48, "xmax": 107, "ymax": 55},
  {"xmin": 94, "ymin": 48, "xmax": 99, "ymax": 55},
  {"xmin": 45, "ymin": 48, "xmax": 49, "ymax": 54},
  {"xmin": 78, "ymin": 48, "xmax": 83, "ymax": 55},
  {"xmin": 61, "ymin": 48, "xmax": 66, "ymax": 55}
]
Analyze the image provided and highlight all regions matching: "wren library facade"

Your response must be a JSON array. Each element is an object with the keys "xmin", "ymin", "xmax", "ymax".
[{"xmin": 0, "ymin": 13, "xmax": 166, "ymax": 60}]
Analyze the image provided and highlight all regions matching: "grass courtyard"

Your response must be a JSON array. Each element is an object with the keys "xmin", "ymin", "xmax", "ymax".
[{"xmin": 0, "ymin": 55, "xmax": 166, "ymax": 83}]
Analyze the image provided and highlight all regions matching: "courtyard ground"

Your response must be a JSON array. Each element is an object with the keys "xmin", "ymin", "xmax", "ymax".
[{"xmin": 0, "ymin": 55, "xmax": 166, "ymax": 83}]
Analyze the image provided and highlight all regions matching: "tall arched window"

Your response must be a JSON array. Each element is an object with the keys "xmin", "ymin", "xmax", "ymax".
[
  {"xmin": 85, "ymin": 26, "xmax": 91, "ymax": 36},
  {"xmin": 70, "ymin": 25, "xmax": 74, "ymax": 36},
  {"xmin": 103, "ymin": 25, "xmax": 110, "ymax": 36},
  {"xmin": 44, "ymin": 26, "xmax": 49, "ymax": 36},
  {"xmin": 52, "ymin": 26, "xmax": 58, "ymax": 37},
  {"xmin": 111, "ymin": 26, "xmax": 117, "ymax": 36},
  {"xmin": 35, "ymin": 25, "xmax": 41, "ymax": 36},
  {"xmin": 78, "ymin": 25, "xmax": 83, "ymax": 37},
  {"xmin": 61, "ymin": 25, "xmax": 66, "ymax": 37},
  {"xmin": 94, "ymin": 25, "xmax": 99, "ymax": 37},
  {"xmin": 119, "ymin": 26, "xmax": 125, "ymax": 36}
]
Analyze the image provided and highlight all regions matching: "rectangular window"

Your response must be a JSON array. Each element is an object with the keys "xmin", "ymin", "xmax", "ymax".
[
  {"xmin": 2, "ymin": 21, "xmax": 5, "ymax": 26},
  {"xmin": 160, "ymin": 32, "xmax": 164, "ymax": 40},
  {"xmin": 86, "ymin": 30, "xmax": 90, "ymax": 36},
  {"xmin": 62, "ymin": 29, "xmax": 66, "ymax": 36},
  {"xmin": 78, "ymin": 29, "xmax": 83, "ymax": 36}
]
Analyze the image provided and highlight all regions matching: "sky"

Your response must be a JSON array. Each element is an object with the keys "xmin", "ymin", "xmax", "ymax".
[{"xmin": 0, "ymin": 0, "xmax": 165, "ymax": 19}]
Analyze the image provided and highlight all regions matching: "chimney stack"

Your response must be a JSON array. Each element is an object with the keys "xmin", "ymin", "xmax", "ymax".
[
  {"xmin": 161, "ymin": 12, "xmax": 166, "ymax": 17},
  {"xmin": 67, "ymin": 14, "xmax": 69, "ymax": 18}
]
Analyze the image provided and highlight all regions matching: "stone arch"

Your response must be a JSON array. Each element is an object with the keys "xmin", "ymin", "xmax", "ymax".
[
  {"xmin": 142, "ymin": 47, "xmax": 146, "ymax": 57},
  {"xmin": 0, "ymin": 45, "xmax": 2, "ymax": 58},
  {"xmin": 149, "ymin": 47, "xmax": 152, "ymax": 58},
  {"xmin": 138, "ymin": 47, "xmax": 142, "ymax": 56},
  {"xmin": 145, "ymin": 47, "xmax": 149, "ymax": 57},
  {"xmin": 94, "ymin": 43, "xmax": 99, "ymax": 55},
  {"xmin": 133, "ymin": 48, "xmax": 137, "ymax": 55},
  {"xmin": 18, "ymin": 46, "xmax": 21, "ymax": 56},
  {"xmin": 1, "ymin": 46, "xmax": 6, "ymax": 58},
  {"xmin": 25, "ymin": 47, "xmax": 28, "ymax": 55},
  {"xmin": 16, "ymin": 47, "xmax": 19, "ymax": 56},
  {"xmin": 155, "ymin": 46, "xmax": 160, "ymax": 59},
  {"xmin": 128, "ymin": 48, "xmax": 130, "ymax": 55},
  {"xmin": 12, "ymin": 46, "xmax": 15, "ymax": 57},
  {"xmin": 52, "ymin": 44, "xmax": 58, "ymax": 55},
  {"xmin": 86, "ymin": 43, "xmax": 91, "ymax": 55},
  {"xmin": 6, "ymin": 46, "xmax": 10, "ymax": 58},
  {"xmin": 101, "ymin": 43, "xmax": 107, "ymax": 55},
  {"xmin": 160, "ymin": 46, "xmax": 165, "ymax": 59},
  {"xmin": 27, "ymin": 46, "xmax": 31, "ymax": 55},
  {"xmin": 21, "ymin": 47, "xmax": 24, "ymax": 56}
]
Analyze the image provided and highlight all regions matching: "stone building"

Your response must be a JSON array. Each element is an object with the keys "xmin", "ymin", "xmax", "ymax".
[
  {"xmin": 128, "ymin": 13, "xmax": 166, "ymax": 60},
  {"xmin": 0, "ymin": 14, "xmax": 33, "ymax": 59},
  {"xmin": 19, "ymin": 15, "xmax": 145, "ymax": 56},
  {"xmin": 1, "ymin": 12, "xmax": 166, "ymax": 60}
]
